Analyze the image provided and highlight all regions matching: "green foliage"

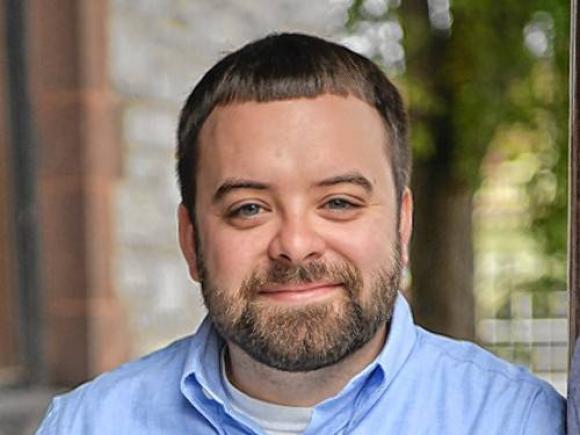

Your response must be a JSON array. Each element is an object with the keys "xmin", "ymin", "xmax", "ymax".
[{"xmin": 346, "ymin": 0, "xmax": 569, "ymax": 296}]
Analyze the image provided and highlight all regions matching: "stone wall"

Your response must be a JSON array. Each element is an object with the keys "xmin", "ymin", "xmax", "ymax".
[{"xmin": 108, "ymin": 0, "xmax": 349, "ymax": 356}]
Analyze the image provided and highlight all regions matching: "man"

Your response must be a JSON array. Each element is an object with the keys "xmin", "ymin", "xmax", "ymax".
[{"xmin": 37, "ymin": 33, "xmax": 564, "ymax": 434}]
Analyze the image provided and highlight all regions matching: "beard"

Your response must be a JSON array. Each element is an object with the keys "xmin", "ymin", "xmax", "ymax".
[{"xmin": 199, "ymin": 246, "xmax": 402, "ymax": 372}]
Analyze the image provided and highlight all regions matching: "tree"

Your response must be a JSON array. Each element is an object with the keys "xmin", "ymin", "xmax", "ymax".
[{"xmin": 345, "ymin": 0, "xmax": 569, "ymax": 339}]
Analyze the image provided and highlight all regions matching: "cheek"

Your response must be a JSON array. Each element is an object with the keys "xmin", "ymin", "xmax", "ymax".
[
  {"xmin": 200, "ymin": 221, "xmax": 268, "ymax": 288},
  {"xmin": 324, "ymin": 219, "xmax": 397, "ymax": 272}
]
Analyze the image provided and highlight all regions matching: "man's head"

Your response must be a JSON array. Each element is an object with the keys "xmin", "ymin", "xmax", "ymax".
[{"xmin": 176, "ymin": 33, "xmax": 413, "ymax": 372}]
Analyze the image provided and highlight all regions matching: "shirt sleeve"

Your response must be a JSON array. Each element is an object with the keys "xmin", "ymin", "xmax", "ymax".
[{"xmin": 523, "ymin": 388, "xmax": 566, "ymax": 435}]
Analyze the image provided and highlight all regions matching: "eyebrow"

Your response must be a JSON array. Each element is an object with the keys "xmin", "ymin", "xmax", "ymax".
[
  {"xmin": 212, "ymin": 172, "xmax": 373, "ymax": 204},
  {"xmin": 316, "ymin": 172, "xmax": 374, "ymax": 193},
  {"xmin": 213, "ymin": 178, "xmax": 270, "ymax": 203}
]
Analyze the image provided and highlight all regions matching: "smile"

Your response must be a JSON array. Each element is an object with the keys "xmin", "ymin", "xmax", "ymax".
[{"xmin": 258, "ymin": 283, "xmax": 343, "ymax": 303}]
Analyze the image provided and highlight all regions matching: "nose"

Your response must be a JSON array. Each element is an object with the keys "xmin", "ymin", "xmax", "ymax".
[{"xmin": 267, "ymin": 214, "xmax": 326, "ymax": 265}]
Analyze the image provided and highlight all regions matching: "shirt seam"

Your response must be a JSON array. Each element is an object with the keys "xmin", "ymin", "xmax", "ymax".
[{"xmin": 520, "ymin": 389, "xmax": 543, "ymax": 435}]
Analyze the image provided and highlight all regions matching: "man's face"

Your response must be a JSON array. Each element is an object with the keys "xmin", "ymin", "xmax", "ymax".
[{"xmin": 179, "ymin": 94, "xmax": 412, "ymax": 371}]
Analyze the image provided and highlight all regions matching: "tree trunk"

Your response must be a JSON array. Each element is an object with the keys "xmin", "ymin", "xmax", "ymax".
[
  {"xmin": 411, "ymin": 165, "xmax": 475, "ymax": 340},
  {"xmin": 402, "ymin": 0, "xmax": 476, "ymax": 340}
]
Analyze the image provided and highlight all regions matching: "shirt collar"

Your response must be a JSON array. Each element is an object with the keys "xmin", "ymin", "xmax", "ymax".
[
  {"xmin": 180, "ymin": 315, "xmax": 228, "ymax": 408},
  {"xmin": 374, "ymin": 292, "xmax": 418, "ymax": 386},
  {"xmin": 180, "ymin": 292, "xmax": 417, "ymax": 417}
]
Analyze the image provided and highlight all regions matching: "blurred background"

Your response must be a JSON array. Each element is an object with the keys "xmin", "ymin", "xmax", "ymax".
[{"xmin": 0, "ymin": 0, "xmax": 570, "ymax": 433}]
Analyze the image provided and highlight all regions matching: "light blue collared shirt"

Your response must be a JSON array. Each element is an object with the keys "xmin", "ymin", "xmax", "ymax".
[{"xmin": 36, "ymin": 295, "xmax": 565, "ymax": 434}]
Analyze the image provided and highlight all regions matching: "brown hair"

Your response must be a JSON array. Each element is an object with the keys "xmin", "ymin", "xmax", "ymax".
[{"xmin": 176, "ymin": 32, "xmax": 410, "ymax": 218}]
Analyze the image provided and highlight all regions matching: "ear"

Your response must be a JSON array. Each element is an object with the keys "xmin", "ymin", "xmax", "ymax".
[
  {"xmin": 178, "ymin": 204, "xmax": 200, "ymax": 282},
  {"xmin": 398, "ymin": 188, "xmax": 413, "ymax": 267}
]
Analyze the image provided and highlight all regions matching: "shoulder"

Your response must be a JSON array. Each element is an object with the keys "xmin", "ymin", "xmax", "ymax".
[
  {"xmin": 36, "ymin": 336, "xmax": 194, "ymax": 434},
  {"xmin": 71, "ymin": 334, "xmax": 192, "ymax": 400},
  {"xmin": 417, "ymin": 327, "xmax": 539, "ymax": 382},
  {"xmin": 413, "ymin": 327, "xmax": 565, "ymax": 433},
  {"xmin": 416, "ymin": 326, "xmax": 560, "ymax": 394}
]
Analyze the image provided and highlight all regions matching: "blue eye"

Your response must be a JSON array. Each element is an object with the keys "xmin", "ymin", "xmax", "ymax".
[
  {"xmin": 326, "ymin": 198, "xmax": 356, "ymax": 209},
  {"xmin": 230, "ymin": 203, "xmax": 263, "ymax": 218}
]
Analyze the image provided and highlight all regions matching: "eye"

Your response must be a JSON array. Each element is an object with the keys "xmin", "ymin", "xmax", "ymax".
[
  {"xmin": 324, "ymin": 197, "xmax": 359, "ymax": 210},
  {"xmin": 228, "ymin": 203, "xmax": 265, "ymax": 219},
  {"xmin": 319, "ymin": 196, "xmax": 364, "ymax": 221}
]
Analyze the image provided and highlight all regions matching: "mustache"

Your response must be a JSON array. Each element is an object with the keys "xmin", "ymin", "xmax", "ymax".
[{"xmin": 241, "ymin": 261, "xmax": 362, "ymax": 295}]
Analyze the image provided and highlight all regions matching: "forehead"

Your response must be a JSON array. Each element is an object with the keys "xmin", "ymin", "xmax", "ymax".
[
  {"xmin": 196, "ymin": 94, "xmax": 393, "ymax": 191},
  {"xmin": 199, "ymin": 94, "xmax": 389, "ymax": 154}
]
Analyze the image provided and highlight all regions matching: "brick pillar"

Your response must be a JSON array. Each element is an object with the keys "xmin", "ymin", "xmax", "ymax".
[
  {"xmin": 27, "ymin": 0, "xmax": 130, "ymax": 386},
  {"xmin": 0, "ymin": 0, "xmax": 18, "ymax": 373}
]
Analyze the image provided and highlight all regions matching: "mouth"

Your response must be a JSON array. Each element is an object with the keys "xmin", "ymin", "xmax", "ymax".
[{"xmin": 258, "ymin": 282, "xmax": 343, "ymax": 303}]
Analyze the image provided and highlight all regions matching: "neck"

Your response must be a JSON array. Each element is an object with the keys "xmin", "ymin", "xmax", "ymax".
[{"xmin": 224, "ymin": 324, "xmax": 387, "ymax": 407}]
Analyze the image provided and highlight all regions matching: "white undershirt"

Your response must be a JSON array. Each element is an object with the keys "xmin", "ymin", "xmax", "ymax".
[{"xmin": 220, "ymin": 348, "xmax": 313, "ymax": 435}]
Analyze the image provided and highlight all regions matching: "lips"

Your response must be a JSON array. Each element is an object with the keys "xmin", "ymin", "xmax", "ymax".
[{"xmin": 258, "ymin": 282, "xmax": 342, "ymax": 302}]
